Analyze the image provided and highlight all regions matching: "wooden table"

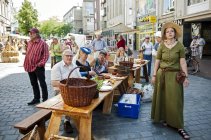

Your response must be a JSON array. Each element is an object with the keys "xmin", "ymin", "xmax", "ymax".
[
  {"xmin": 108, "ymin": 60, "xmax": 149, "ymax": 85},
  {"xmin": 36, "ymin": 77, "xmax": 127, "ymax": 140}
]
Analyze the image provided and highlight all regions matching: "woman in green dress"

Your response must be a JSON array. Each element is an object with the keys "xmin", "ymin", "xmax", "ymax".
[{"xmin": 151, "ymin": 22, "xmax": 190, "ymax": 139}]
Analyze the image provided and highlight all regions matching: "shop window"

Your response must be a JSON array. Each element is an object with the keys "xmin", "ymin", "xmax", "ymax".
[
  {"xmin": 188, "ymin": 0, "xmax": 207, "ymax": 6},
  {"xmin": 163, "ymin": 0, "xmax": 174, "ymax": 14}
]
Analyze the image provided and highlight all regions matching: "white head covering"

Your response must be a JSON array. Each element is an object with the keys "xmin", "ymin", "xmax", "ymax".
[{"xmin": 155, "ymin": 31, "xmax": 161, "ymax": 38}]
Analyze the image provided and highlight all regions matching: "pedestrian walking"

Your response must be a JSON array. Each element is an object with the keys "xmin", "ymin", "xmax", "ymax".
[
  {"xmin": 50, "ymin": 37, "xmax": 62, "ymax": 68},
  {"xmin": 197, "ymin": 36, "xmax": 206, "ymax": 59},
  {"xmin": 140, "ymin": 35, "xmax": 153, "ymax": 76},
  {"xmin": 51, "ymin": 49, "xmax": 81, "ymax": 133},
  {"xmin": 116, "ymin": 35, "xmax": 126, "ymax": 50},
  {"xmin": 24, "ymin": 28, "xmax": 49, "ymax": 105},
  {"xmin": 151, "ymin": 22, "xmax": 190, "ymax": 139},
  {"xmin": 152, "ymin": 31, "xmax": 162, "ymax": 57},
  {"xmin": 70, "ymin": 36, "xmax": 79, "ymax": 55},
  {"xmin": 92, "ymin": 34, "xmax": 107, "ymax": 58},
  {"xmin": 190, "ymin": 36, "xmax": 200, "ymax": 64}
]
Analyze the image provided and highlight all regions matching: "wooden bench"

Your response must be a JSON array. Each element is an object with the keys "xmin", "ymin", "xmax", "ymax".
[{"xmin": 14, "ymin": 109, "xmax": 52, "ymax": 139}]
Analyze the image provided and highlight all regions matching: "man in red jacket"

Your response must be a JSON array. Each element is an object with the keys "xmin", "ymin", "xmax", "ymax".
[
  {"xmin": 24, "ymin": 28, "xmax": 49, "ymax": 105},
  {"xmin": 117, "ymin": 35, "xmax": 126, "ymax": 50}
]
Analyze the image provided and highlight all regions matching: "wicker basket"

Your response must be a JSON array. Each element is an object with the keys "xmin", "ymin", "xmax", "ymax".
[
  {"xmin": 115, "ymin": 65, "xmax": 130, "ymax": 76},
  {"xmin": 119, "ymin": 61, "xmax": 133, "ymax": 68},
  {"xmin": 60, "ymin": 66, "xmax": 97, "ymax": 107}
]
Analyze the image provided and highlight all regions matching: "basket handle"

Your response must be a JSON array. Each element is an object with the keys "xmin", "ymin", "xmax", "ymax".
[{"xmin": 66, "ymin": 66, "xmax": 90, "ymax": 86}]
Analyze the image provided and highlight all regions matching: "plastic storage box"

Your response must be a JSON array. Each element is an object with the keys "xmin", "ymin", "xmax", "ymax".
[{"xmin": 117, "ymin": 94, "xmax": 141, "ymax": 119}]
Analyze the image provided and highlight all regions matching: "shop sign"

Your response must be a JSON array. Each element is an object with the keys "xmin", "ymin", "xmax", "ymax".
[
  {"xmin": 173, "ymin": 19, "xmax": 183, "ymax": 26},
  {"xmin": 149, "ymin": 16, "xmax": 156, "ymax": 23},
  {"xmin": 139, "ymin": 15, "xmax": 157, "ymax": 23},
  {"xmin": 158, "ymin": 19, "xmax": 183, "ymax": 30}
]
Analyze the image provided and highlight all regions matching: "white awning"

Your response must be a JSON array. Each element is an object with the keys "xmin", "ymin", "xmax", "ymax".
[{"xmin": 103, "ymin": 23, "xmax": 139, "ymax": 33}]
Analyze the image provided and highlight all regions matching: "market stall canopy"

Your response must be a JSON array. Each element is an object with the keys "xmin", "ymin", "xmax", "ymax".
[
  {"xmin": 17, "ymin": 35, "xmax": 30, "ymax": 40},
  {"xmin": 103, "ymin": 23, "xmax": 139, "ymax": 34}
]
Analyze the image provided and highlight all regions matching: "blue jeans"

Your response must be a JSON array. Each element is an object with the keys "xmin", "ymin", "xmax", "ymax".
[{"xmin": 143, "ymin": 54, "xmax": 152, "ymax": 76}]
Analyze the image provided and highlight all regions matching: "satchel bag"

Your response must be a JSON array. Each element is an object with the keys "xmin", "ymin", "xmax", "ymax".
[{"xmin": 176, "ymin": 71, "xmax": 186, "ymax": 84}]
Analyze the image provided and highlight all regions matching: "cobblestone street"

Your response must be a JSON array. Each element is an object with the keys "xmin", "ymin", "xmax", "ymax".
[{"xmin": 0, "ymin": 61, "xmax": 211, "ymax": 140}]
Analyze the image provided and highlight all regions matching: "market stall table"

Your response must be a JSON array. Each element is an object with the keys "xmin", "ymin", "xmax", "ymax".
[{"xmin": 36, "ymin": 76, "xmax": 127, "ymax": 140}]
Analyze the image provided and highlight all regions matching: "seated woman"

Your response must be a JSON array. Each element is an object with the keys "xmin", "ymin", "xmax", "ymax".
[
  {"xmin": 75, "ymin": 47, "xmax": 96, "ymax": 77},
  {"xmin": 93, "ymin": 50, "xmax": 108, "ymax": 74},
  {"xmin": 114, "ymin": 47, "xmax": 128, "ymax": 65}
]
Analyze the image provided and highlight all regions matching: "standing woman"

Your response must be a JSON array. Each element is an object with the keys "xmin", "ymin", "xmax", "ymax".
[
  {"xmin": 151, "ymin": 22, "xmax": 190, "ymax": 139},
  {"xmin": 116, "ymin": 35, "xmax": 126, "ymax": 50},
  {"xmin": 70, "ymin": 36, "xmax": 79, "ymax": 55}
]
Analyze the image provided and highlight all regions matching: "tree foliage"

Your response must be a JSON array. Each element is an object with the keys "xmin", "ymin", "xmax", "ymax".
[
  {"xmin": 16, "ymin": 0, "xmax": 39, "ymax": 35},
  {"xmin": 40, "ymin": 17, "xmax": 72, "ymax": 38}
]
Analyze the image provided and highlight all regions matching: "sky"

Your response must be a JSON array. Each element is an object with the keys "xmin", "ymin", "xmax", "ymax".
[{"xmin": 12, "ymin": 0, "xmax": 83, "ymax": 21}]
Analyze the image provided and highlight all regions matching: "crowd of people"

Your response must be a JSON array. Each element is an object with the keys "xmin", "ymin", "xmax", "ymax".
[{"xmin": 20, "ymin": 21, "xmax": 205, "ymax": 139}]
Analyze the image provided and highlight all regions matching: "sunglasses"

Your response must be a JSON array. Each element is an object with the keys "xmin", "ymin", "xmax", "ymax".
[{"xmin": 65, "ymin": 55, "xmax": 73, "ymax": 57}]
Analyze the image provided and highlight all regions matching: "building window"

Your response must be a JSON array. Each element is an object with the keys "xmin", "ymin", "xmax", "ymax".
[
  {"xmin": 102, "ymin": 7, "xmax": 106, "ymax": 17},
  {"xmin": 0, "ymin": 3, "xmax": 2, "ymax": 15},
  {"xmin": 163, "ymin": 0, "xmax": 174, "ymax": 13},
  {"xmin": 129, "ymin": 8, "xmax": 132, "ymax": 15},
  {"xmin": 188, "ymin": 0, "xmax": 207, "ymax": 6},
  {"xmin": 101, "ymin": 0, "xmax": 106, "ymax": 4}
]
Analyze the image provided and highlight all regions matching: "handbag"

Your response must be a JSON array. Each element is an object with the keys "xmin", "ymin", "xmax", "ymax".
[
  {"xmin": 152, "ymin": 49, "xmax": 157, "ymax": 56},
  {"xmin": 176, "ymin": 70, "xmax": 186, "ymax": 84}
]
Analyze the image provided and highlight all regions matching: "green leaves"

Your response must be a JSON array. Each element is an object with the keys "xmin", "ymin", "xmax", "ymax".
[
  {"xmin": 16, "ymin": 0, "xmax": 39, "ymax": 35},
  {"xmin": 92, "ymin": 77, "xmax": 104, "ymax": 90},
  {"xmin": 40, "ymin": 17, "xmax": 73, "ymax": 38}
]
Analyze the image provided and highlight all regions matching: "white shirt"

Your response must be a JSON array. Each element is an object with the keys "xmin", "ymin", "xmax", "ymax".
[
  {"xmin": 141, "ymin": 42, "xmax": 153, "ymax": 55},
  {"xmin": 197, "ymin": 38, "xmax": 206, "ymax": 46},
  {"xmin": 51, "ymin": 60, "xmax": 81, "ymax": 81}
]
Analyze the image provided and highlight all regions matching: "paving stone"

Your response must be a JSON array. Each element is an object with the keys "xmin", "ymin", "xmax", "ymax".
[
  {"xmin": 140, "ymin": 131, "xmax": 153, "ymax": 137},
  {"xmin": 3, "ymin": 135, "xmax": 18, "ymax": 140},
  {"xmin": 0, "ymin": 62, "xmax": 211, "ymax": 140},
  {"xmin": 0, "ymin": 129, "xmax": 16, "ymax": 135}
]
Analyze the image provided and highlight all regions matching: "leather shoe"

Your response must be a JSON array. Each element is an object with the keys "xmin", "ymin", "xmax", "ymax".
[
  {"xmin": 64, "ymin": 121, "xmax": 73, "ymax": 133},
  {"xmin": 27, "ymin": 99, "xmax": 40, "ymax": 105},
  {"xmin": 42, "ymin": 98, "xmax": 47, "ymax": 102}
]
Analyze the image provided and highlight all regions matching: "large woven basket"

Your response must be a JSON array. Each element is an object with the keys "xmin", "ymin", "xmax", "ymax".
[
  {"xmin": 115, "ymin": 65, "xmax": 130, "ymax": 76},
  {"xmin": 60, "ymin": 66, "xmax": 97, "ymax": 107}
]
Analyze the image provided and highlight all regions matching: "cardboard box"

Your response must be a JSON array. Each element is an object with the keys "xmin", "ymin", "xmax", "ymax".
[{"xmin": 117, "ymin": 94, "xmax": 141, "ymax": 119}]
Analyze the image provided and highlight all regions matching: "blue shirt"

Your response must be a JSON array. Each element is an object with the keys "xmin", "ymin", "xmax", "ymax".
[{"xmin": 92, "ymin": 39, "xmax": 107, "ymax": 51}]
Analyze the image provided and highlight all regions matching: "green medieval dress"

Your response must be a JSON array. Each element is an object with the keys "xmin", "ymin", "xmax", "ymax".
[{"xmin": 151, "ymin": 41, "xmax": 185, "ymax": 129}]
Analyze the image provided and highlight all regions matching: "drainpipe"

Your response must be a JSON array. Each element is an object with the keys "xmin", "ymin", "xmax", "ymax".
[{"xmin": 124, "ymin": 0, "xmax": 127, "ymax": 26}]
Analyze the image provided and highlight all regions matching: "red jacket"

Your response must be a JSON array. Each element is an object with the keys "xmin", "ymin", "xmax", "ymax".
[{"xmin": 117, "ymin": 39, "xmax": 125, "ymax": 49}]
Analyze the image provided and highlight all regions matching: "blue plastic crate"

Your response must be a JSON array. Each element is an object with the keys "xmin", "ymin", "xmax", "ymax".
[{"xmin": 117, "ymin": 94, "xmax": 141, "ymax": 119}]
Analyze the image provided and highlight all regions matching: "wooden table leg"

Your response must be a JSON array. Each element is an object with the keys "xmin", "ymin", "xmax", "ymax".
[
  {"xmin": 71, "ymin": 116, "xmax": 80, "ymax": 131},
  {"xmin": 79, "ymin": 113, "xmax": 92, "ymax": 140},
  {"xmin": 44, "ymin": 111, "xmax": 62, "ymax": 140},
  {"xmin": 135, "ymin": 67, "xmax": 141, "ymax": 83},
  {"xmin": 103, "ymin": 90, "xmax": 114, "ymax": 114},
  {"xmin": 143, "ymin": 65, "xmax": 149, "ymax": 82}
]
